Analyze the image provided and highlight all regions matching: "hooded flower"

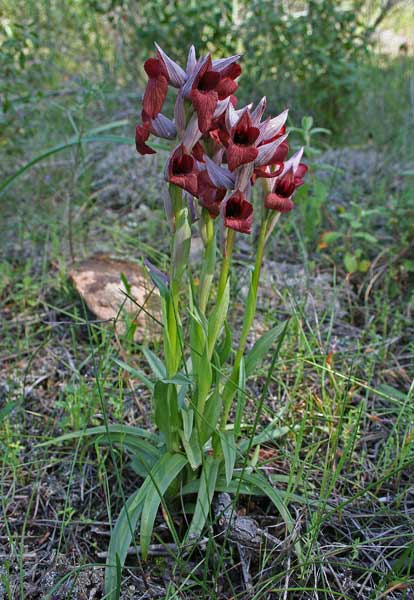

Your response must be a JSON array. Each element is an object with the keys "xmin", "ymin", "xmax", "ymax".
[
  {"xmin": 265, "ymin": 149, "xmax": 307, "ymax": 212},
  {"xmin": 188, "ymin": 56, "xmax": 241, "ymax": 134},
  {"xmin": 167, "ymin": 145, "xmax": 199, "ymax": 196},
  {"xmin": 224, "ymin": 191, "xmax": 253, "ymax": 234},
  {"xmin": 196, "ymin": 170, "xmax": 226, "ymax": 217},
  {"xmin": 142, "ymin": 58, "xmax": 169, "ymax": 118},
  {"xmin": 226, "ymin": 110, "xmax": 260, "ymax": 172},
  {"xmin": 135, "ymin": 124, "xmax": 156, "ymax": 155}
]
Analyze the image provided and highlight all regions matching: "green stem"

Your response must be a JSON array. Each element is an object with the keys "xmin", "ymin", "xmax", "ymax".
[
  {"xmin": 163, "ymin": 185, "xmax": 191, "ymax": 377},
  {"xmin": 198, "ymin": 210, "xmax": 216, "ymax": 314},
  {"xmin": 220, "ymin": 213, "xmax": 270, "ymax": 428},
  {"xmin": 217, "ymin": 228, "xmax": 235, "ymax": 303}
]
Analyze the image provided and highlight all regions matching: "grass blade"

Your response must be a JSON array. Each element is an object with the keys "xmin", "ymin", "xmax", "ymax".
[
  {"xmin": 219, "ymin": 430, "xmax": 236, "ymax": 486},
  {"xmin": 139, "ymin": 453, "xmax": 187, "ymax": 559},
  {"xmin": 244, "ymin": 321, "xmax": 287, "ymax": 378},
  {"xmin": 187, "ymin": 455, "xmax": 220, "ymax": 540}
]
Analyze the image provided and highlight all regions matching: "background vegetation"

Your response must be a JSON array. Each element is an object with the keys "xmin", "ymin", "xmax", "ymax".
[{"xmin": 1, "ymin": 0, "xmax": 413, "ymax": 598}]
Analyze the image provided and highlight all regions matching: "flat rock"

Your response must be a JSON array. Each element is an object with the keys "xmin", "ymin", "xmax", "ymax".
[{"xmin": 70, "ymin": 254, "xmax": 162, "ymax": 342}]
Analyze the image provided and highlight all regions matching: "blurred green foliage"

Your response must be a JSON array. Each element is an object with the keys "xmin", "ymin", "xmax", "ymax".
[{"xmin": 0, "ymin": 0, "xmax": 375, "ymax": 135}]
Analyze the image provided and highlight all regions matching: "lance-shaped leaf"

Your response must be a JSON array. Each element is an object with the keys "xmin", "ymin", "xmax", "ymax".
[
  {"xmin": 187, "ymin": 456, "xmax": 220, "ymax": 540},
  {"xmin": 139, "ymin": 453, "xmax": 187, "ymax": 560},
  {"xmin": 155, "ymin": 43, "xmax": 187, "ymax": 87},
  {"xmin": 245, "ymin": 321, "xmax": 288, "ymax": 377},
  {"xmin": 207, "ymin": 278, "xmax": 230, "ymax": 358},
  {"xmin": 234, "ymin": 357, "xmax": 246, "ymax": 437},
  {"xmin": 205, "ymin": 155, "xmax": 235, "ymax": 189},
  {"xmin": 255, "ymin": 133, "xmax": 289, "ymax": 167},
  {"xmin": 144, "ymin": 258, "xmax": 169, "ymax": 298},
  {"xmin": 219, "ymin": 430, "xmax": 237, "ymax": 485}
]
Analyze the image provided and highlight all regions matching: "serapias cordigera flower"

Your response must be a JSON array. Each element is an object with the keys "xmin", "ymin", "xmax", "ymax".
[
  {"xmin": 264, "ymin": 149, "xmax": 308, "ymax": 212},
  {"xmin": 135, "ymin": 43, "xmax": 307, "ymax": 233}
]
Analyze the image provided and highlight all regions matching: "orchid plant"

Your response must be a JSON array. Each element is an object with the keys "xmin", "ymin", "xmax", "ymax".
[{"xmin": 56, "ymin": 44, "xmax": 307, "ymax": 597}]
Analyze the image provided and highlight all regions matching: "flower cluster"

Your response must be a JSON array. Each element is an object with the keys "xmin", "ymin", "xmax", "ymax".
[{"xmin": 135, "ymin": 44, "xmax": 307, "ymax": 234}]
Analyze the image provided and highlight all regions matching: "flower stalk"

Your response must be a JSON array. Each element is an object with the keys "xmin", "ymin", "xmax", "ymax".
[
  {"xmin": 198, "ymin": 208, "xmax": 216, "ymax": 314},
  {"xmin": 217, "ymin": 227, "xmax": 235, "ymax": 303},
  {"xmin": 220, "ymin": 211, "xmax": 270, "ymax": 428}
]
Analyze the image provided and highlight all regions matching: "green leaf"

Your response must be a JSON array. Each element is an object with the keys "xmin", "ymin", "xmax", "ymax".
[
  {"xmin": 187, "ymin": 456, "xmax": 220, "ymax": 540},
  {"xmin": 344, "ymin": 253, "xmax": 358, "ymax": 273},
  {"xmin": 201, "ymin": 387, "xmax": 222, "ymax": 444},
  {"xmin": 181, "ymin": 408, "xmax": 194, "ymax": 442},
  {"xmin": 154, "ymin": 381, "xmax": 180, "ymax": 450},
  {"xmin": 320, "ymin": 231, "xmax": 342, "ymax": 245},
  {"xmin": 353, "ymin": 232, "xmax": 378, "ymax": 244},
  {"xmin": 196, "ymin": 341, "xmax": 212, "ymax": 431},
  {"xmin": 239, "ymin": 425, "xmax": 291, "ymax": 452},
  {"xmin": 237, "ymin": 471, "xmax": 303, "ymax": 562},
  {"xmin": 140, "ymin": 453, "xmax": 187, "ymax": 559},
  {"xmin": 105, "ymin": 484, "xmax": 147, "ymax": 598},
  {"xmin": 310, "ymin": 127, "xmax": 331, "ymax": 135},
  {"xmin": 114, "ymin": 554, "xmax": 121, "ymax": 600},
  {"xmin": 216, "ymin": 321, "xmax": 232, "ymax": 365},
  {"xmin": 111, "ymin": 357, "xmax": 154, "ymax": 392},
  {"xmin": 162, "ymin": 373, "xmax": 192, "ymax": 385},
  {"xmin": 105, "ymin": 452, "xmax": 186, "ymax": 596},
  {"xmin": 358, "ymin": 259, "xmax": 370, "ymax": 273},
  {"xmin": 234, "ymin": 357, "xmax": 246, "ymax": 437},
  {"xmin": 146, "ymin": 266, "xmax": 170, "ymax": 300},
  {"xmin": 142, "ymin": 347, "xmax": 166, "ymax": 379},
  {"xmin": 301, "ymin": 115, "xmax": 313, "ymax": 130},
  {"xmin": 0, "ymin": 401, "xmax": 16, "ymax": 421},
  {"xmin": 179, "ymin": 428, "xmax": 202, "ymax": 470},
  {"xmin": 37, "ymin": 424, "xmax": 159, "ymax": 449},
  {"xmin": 245, "ymin": 321, "xmax": 288, "ymax": 378},
  {"xmin": 219, "ymin": 430, "xmax": 236, "ymax": 486},
  {"xmin": 181, "ymin": 474, "xmax": 305, "ymax": 502},
  {"xmin": 171, "ymin": 201, "xmax": 191, "ymax": 285},
  {"xmin": 207, "ymin": 279, "xmax": 229, "ymax": 359},
  {"xmin": 0, "ymin": 119, "xmax": 131, "ymax": 197},
  {"xmin": 129, "ymin": 452, "xmax": 159, "ymax": 479}
]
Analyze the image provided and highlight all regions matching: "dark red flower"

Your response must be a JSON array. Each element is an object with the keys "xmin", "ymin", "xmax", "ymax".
[
  {"xmin": 167, "ymin": 145, "xmax": 199, "ymax": 196},
  {"xmin": 264, "ymin": 193, "xmax": 294, "ymax": 213},
  {"xmin": 190, "ymin": 57, "xmax": 241, "ymax": 134},
  {"xmin": 196, "ymin": 170, "xmax": 226, "ymax": 217},
  {"xmin": 295, "ymin": 163, "xmax": 308, "ymax": 184},
  {"xmin": 252, "ymin": 162, "xmax": 283, "ymax": 183},
  {"xmin": 215, "ymin": 62, "xmax": 240, "ymax": 99},
  {"xmin": 264, "ymin": 161, "xmax": 308, "ymax": 212},
  {"xmin": 135, "ymin": 124, "xmax": 156, "ymax": 155},
  {"xmin": 142, "ymin": 58, "xmax": 169, "ymax": 119},
  {"xmin": 226, "ymin": 111, "xmax": 260, "ymax": 172},
  {"xmin": 224, "ymin": 191, "xmax": 253, "ymax": 234},
  {"xmin": 209, "ymin": 112, "xmax": 230, "ymax": 148},
  {"xmin": 192, "ymin": 141, "xmax": 205, "ymax": 162}
]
